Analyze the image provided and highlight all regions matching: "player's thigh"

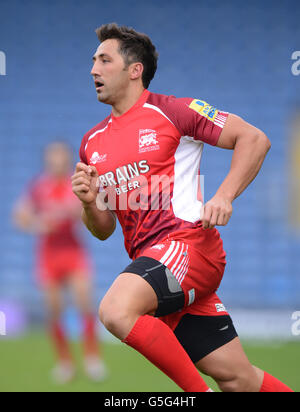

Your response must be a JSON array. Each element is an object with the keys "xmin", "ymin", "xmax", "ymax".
[
  {"xmin": 140, "ymin": 240, "xmax": 225, "ymax": 310},
  {"xmin": 196, "ymin": 337, "xmax": 264, "ymax": 392},
  {"xmin": 196, "ymin": 336, "xmax": 264, "ymax": 392},
  {"xmin": 100, "ymin": 272, "xmax": 158, "ymax": 317},
  {"xmin": 172, "ymin": 311, "xmax": 254, "ymax": 381},
  {"xmin": 116, "ymin": 254, "xmax": 192, "ymax": 318},
  {"xmin": 196, "ymin": 337, "xmax": 252, "ymax": 379},
  {"xmin": 68, "ymin": 272, "xmax": 93, "ymax": 313},
  {"xmin": 172, "ymin": 311, "xmax": 238, "ymax": 364}
]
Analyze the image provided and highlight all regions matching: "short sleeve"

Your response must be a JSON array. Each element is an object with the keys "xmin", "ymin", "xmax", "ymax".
[
  {"xmin": 147, "ymin": 93, "xmax": 229, "ymax": 146},
  {"xmin": 173, "ymin": 98, "xmax": 229, "ymax": 145},
  {"xmin": 79, "ymin": 134, "xmax": 89, "ymax": 165}
]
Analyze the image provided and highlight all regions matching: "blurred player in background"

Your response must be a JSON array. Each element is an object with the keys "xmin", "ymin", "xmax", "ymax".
[
  {"xmin": 72, "ymin": 23, "xmax": 294, "ymax": 392},
  {"xmin": 14, "ymin": 142, "xmax": 107, "ymax": 384}
]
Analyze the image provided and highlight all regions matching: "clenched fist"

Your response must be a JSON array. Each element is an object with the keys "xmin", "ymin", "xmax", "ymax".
[
  {"xmin": 71, "ymin": 162, "xmax": 99, "ymax": 206},
  {"xmin": 201, "ymin": 194, "xmax": 233, "ymax": 230}
]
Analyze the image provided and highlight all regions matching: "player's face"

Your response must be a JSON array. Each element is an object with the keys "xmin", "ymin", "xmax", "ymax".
[
  {"xmin": 91, "ymin": 39, "xmax": 131, "ymax": 105},
  {"xmin": 45, "ymin": 144, "xmax": 72, "ymax": 177}
]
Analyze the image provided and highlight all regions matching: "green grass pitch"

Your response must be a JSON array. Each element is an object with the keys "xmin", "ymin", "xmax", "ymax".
[{"xmin": 0, "ymin": 332, "xmax": 299, "ymax": 392}]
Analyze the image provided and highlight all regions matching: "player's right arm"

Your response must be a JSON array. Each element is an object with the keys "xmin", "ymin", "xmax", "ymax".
[{"xmin": 71, "ymin": 162, "xmax": 116, "ymax": 241}]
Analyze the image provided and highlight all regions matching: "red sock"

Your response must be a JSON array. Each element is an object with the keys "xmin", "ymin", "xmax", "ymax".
[
  {"xmin": 123, "ymin": 315, "xmax": 210, "ymax": 392},
  {"xmin": 83, "ymin": 314, "xmax": 99, "ymax": 357},
  {"xmin": 260, "ymin": 372, "xmax": 294, "ymax": 392},
  {"xmin": 49, "ymin": 321, "xmax": 72, "ymax": 362}
]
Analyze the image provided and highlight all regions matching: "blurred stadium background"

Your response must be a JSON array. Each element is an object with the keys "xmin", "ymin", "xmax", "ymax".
[{"xmin": 0, "ymin": 0, "xmax": 299, "ymax": 392}]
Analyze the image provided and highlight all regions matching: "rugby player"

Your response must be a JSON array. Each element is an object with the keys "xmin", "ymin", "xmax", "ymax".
[
  {"xmin": 14, "ymin": 142, "xmax": 107, "ymax": 384},
  {"xmin": 72, "ymin": 23, "xmax": 293, "ymax": 392}
]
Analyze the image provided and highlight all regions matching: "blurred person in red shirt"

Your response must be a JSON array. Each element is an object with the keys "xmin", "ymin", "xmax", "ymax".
[{"xmin": 14, "ymin": 142, "xmax": 107, "ymax": 384}]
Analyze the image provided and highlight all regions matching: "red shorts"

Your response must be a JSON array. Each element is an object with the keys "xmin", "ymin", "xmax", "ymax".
[
  {"xmin": 36, "ymin": 247, "xmax": 91, "ymax": 287},
  {"xmin": 140, "ymin": 237, "xmax": 226, "ymax": 310}
]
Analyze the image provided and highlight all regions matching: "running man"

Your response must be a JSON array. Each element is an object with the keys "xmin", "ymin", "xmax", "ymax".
[
  {"xmin": 72, "ymin": 23, "xmax": 293, "ymax": 392},
  {"xmin": 14, "ymin": 142, "xmax": 107, "ymax": 384}
]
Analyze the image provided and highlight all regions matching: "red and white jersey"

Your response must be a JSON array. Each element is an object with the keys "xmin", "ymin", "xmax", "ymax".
[
  {"xmin": 80, "ymin": 90, "xmax": 228, "ymax": 259},
  {"xmin": 25, "ymin": 174, "xmax": 83, "ymax": 251}
]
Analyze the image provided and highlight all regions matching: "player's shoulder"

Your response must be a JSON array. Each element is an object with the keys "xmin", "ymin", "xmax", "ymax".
[
  {"xmin": 145, "ymin": 91, "xmax": 196, "ymax": 132},
  {"xmin": 80, "ymin": 115, "xmax": 111, "ymax": 164},
  {"xmin": 146, "ymin": 91, "xmax": 193, "ymax": 109},
  {"xmin": 82, "ymin": 115, "xmax": 111, "ymax": 143},
  {"xmin": 146, "ymin": 91, "xmax": 223, "ymax": 116}
]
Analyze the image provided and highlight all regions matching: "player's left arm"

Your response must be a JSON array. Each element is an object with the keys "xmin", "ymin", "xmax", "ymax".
[{"xmin": 202, "ymin": 113, "xmax": 271, "ymax": 229}]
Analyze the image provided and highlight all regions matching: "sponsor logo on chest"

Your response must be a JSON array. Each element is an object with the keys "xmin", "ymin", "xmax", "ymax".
[
  {"xmin": 90, "ymin": 152, "xmax": 107, "ymax": 165},
  {"xmin": 139, "ymin": 129, "xmax": 160, "ymax": 153}
]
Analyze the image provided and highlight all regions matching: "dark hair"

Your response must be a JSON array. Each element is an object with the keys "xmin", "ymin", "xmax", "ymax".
[{"xmin": 95, "ymin": 23, "xmax": 158, "ymax": 89}]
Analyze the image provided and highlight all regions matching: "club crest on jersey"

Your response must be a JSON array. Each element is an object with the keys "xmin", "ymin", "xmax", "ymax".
[
  {"xmin": 90, "ymin": 152, "xmax": 107, "ymax": 165},
  {"xmin": 139, "ymin": 129, "xmax": 160, "ymax": 153},
  {"xmin": 189, "ymin": 99, "xmax": 218, "ymax": 122}
]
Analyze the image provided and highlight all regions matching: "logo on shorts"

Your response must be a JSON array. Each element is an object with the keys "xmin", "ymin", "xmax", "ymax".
[
  {"xmin": 151, "ymin": 244, "xmax": 165, "ymax": 251},
  {"xmin": 90, "ymin": 152, "xmax": 107, "ymax": 164},
  {"xmin": 139, "ymin": 129, "xmax": 160, "ymax": 153},
  {"xmin": 215, "ymin": 303, "xmax": 227, "ymax": 313}
]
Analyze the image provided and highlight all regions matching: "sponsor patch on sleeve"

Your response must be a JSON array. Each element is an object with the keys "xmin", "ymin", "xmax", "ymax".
[{"xmin": 189, "ymin": 99, "xmax": 219, "ymax": 122}]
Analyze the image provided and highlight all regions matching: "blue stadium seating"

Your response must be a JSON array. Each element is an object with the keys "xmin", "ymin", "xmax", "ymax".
[{"xmin": 0, "ymin": 0, "xmax": 300, "ymax": 321}]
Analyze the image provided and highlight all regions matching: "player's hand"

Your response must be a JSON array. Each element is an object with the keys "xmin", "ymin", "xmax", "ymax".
[
  {"xmin": 71, "ymin": 162, "xmax": 99, "ymax": 206},
  {"xmin": 35, "ymin": 212, "xmax": 60, "ymax": 235},
  {"xmin": 201, "ymin": 194, "xmax": 233, "ymax": 230}
]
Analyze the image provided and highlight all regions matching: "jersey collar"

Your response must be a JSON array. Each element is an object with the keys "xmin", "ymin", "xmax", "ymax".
[{"xmin": 110, "ymin": 89, "xmax": 150, "ymax": 129}]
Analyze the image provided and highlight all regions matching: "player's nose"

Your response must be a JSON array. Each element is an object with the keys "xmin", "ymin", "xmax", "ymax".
[{"xmin": 91, "ymin": 61, "xmax": 101, "ymax": 76}]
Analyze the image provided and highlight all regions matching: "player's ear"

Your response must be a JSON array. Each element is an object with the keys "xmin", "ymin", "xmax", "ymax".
[{"xmin": 129, "ymin": 62, "xmax": 144, "ymax": 81}]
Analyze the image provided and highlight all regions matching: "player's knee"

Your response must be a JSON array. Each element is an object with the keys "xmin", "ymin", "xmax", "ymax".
[
  {"xmin": 217, "ymin": 377, "xmax": 241, "ymax": 392},
  {"xmin": 98, "ymin": 299, "xmax": 133, "ymax": 338},
  {"xmin": 99, "ymin": 302, "xmax": 121, "ymax": 335},
  {"xmin": 99, "ymin": 299, "xmax": 116, "ymax": 330},
  {"xmin": 216, "ymin": 371, "xmax": 255, "ymax": 393}
]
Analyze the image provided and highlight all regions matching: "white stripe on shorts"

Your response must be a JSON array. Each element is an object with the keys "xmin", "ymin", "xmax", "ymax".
[
  {"xmin": 170, "ymin": 243, "xmax": 185, "ymax": 274},
  {"xmin": 159, "ymin": 242, "xmax": 190, "ymax": 285},
  {"xmin": 173, "ymin": 244, "xmax": 188, "ymax": 281},
  {"xmin": 164, "ymin": 241, "xmax": 181, "ymax": 267},
  {"xmin": 177, "ymin": 246, "xmax": 190, "ymax": 284},
  {"xmin": 160, "ymin": 241, "xmax": 176, "ymax": 265}
]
